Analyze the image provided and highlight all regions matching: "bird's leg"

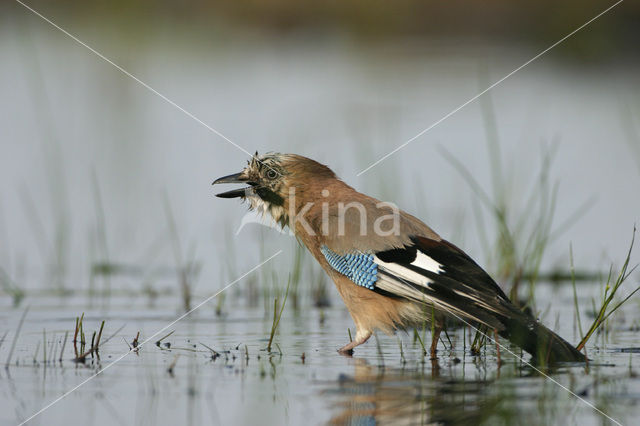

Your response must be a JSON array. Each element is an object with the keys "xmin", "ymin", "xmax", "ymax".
[
  {"xmin": 430, "ymin": 357, "xmax": 441, "ymax": 379},
  {"xmin": 338, "ymin": 329, "xmax": 372, "ymax": 356},
  {"xmin": 494, "ymin": 329, "xmax": 502, "ymax": 366},
  {"xmin": 430, "ymin": 325, "xmax": 442, "ymax": 360}
]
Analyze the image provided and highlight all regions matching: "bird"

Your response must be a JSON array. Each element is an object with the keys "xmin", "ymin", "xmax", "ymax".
[{"xmin": 212, "ymin": 152, "xmax": 586, "ymax": 364}]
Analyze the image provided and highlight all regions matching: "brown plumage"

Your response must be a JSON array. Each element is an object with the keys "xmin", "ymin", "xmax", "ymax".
[{"xmin": 213, "ymin": 152, "xmax": 586, "ymax": 363}]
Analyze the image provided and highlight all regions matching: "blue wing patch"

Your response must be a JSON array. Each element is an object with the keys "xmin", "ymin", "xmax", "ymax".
[{"xmin": 321, "ymin": 246, "xmax": 377, "ymax": 290}]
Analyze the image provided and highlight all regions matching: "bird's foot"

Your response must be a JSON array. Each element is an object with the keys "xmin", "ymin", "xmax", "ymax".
[
  {"xmin": 337, "ymin": 330, "xmax": 372, "ymax": 356},
  {"xmin": 337, "ymin": 346, "xmax": 354, "ymax": 357}
]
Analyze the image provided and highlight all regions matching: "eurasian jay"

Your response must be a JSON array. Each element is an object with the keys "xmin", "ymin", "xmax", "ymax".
[{"xmin": 213, "ymin": 153, "xmax": 585, "ymax": 363}]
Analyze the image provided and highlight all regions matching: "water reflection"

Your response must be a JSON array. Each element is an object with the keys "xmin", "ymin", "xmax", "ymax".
[{"xmin": 326, "ymin": 359, "xmax": 518, "ymax": 425}]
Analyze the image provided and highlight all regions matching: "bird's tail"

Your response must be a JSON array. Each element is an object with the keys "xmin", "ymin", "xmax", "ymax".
[{"xmin": 499, "ymin": 310, "xmax": 586, "ymax": 364}]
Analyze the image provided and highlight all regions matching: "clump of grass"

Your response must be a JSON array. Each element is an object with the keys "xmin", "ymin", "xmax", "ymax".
[
  {"xmin": 73, "ymin": 313, "xmax": 85, "ymax": 358},
  {"xmin": 266, "ymin": 276, "xmax": 290, "ymax": 353},
  {"xmin": 73, "ymin": 318, "xmax": 106, "ymax": 363},
  {"xmin": 72, "ymin": 322, "xmax": 124, "ymax": 363},
  {"xmin": 576, "ymin": 228, "xmax": 639, "ymax": 352}
]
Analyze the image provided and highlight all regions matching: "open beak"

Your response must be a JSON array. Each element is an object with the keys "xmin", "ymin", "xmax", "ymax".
[{"xmin": 212, "ymin": 172, "xmax": 251, "ymax": 198}]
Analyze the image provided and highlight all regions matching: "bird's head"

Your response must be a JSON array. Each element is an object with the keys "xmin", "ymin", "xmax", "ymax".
[{"xmin": 212, "ymin": 152, "xmax": 337, "ymax": 228}]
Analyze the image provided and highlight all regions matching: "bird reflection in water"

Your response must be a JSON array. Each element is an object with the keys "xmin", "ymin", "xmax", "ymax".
[{"xmin": 324, "ymin": 358, "xmax": 517, "ymax": 425}]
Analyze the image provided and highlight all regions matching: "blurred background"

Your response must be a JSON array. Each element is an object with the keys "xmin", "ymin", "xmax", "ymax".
[
  {"xmin": 2, "ymin": 2, "xmax": 640, "ymax": 425},
  {"xmin": 1, "ymin": 0, "xmax": 639, "ymax": 300}
]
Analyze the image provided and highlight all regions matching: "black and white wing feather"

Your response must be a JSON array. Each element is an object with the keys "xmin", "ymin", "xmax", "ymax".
[{"xmin": 373, "ymin": 236, "xmax": 516, "ymax": 330}]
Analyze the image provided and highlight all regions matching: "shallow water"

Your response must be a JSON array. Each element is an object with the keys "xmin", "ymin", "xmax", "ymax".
[{"xmin": 2, "ymin": 281, "xmax": 640, "ymax": 425}]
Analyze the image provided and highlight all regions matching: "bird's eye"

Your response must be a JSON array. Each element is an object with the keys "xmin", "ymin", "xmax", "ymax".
[{"xmin": 266, "ymin": 169, "xmax": 278, "ymax": 179}]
